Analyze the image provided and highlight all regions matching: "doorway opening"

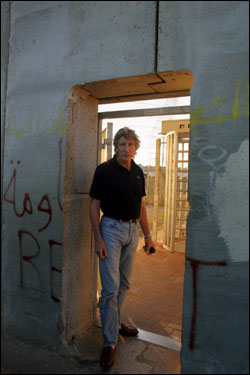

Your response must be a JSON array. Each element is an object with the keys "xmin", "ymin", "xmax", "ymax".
[
  {"xmin": 62, "ymin": 70, "xmax": 193, "ymax": 346},
  {"xmin": 95, "ymin": 96, "xmax": 190, "ymax": 345}
]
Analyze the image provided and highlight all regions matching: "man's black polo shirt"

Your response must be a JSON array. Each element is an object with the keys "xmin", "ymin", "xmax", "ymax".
[{"xmin": 89, "ymin": 157, "xmax": 145, "ymax": 220}]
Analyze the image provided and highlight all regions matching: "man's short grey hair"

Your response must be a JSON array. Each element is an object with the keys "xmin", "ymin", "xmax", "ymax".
[{"xmin": 113, "ymin": 127, "xmax": 141, "ymax": 155}]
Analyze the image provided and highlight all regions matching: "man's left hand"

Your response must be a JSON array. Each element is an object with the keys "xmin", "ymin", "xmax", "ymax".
[{"xmin": 144, "ymin": 236, "xmax": 156, "ymax": 255}]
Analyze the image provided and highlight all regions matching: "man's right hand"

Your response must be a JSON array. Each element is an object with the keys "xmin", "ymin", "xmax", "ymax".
[
  {"xmin": 95, "ymin": 239, "xmax": 108, "ymax": 259},
  {"xmin": 89, "ymin": 198, "xmax": 108, "ymax": 259}
]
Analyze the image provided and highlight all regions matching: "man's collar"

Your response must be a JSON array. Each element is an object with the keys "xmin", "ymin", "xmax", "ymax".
[{"xmin": 111, "ymin": 157, "xmax": 136, "ymax": 170}]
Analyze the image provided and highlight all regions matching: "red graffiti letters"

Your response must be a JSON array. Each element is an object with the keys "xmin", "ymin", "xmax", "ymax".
[
  {"xmin": 186, "ymin": 257, "xmax": 227, "ymax": 350},
  {"xmin": 4, "ymin": 168, "xmax": 33, "ymax": 217},
  {"xmin": 49, "ymin": 240, "xmax": 62, "ymax": 303},
  {"xmin": 37, "ymin": 194, "xmax": 52, "ymax": 232},
  {"xmin": 18, "ymin": 230, "xmax": 42, "ymax": 290},
  {"xmin": 4, "ymin": 138, "xmax": 64, "ymax": 302}
]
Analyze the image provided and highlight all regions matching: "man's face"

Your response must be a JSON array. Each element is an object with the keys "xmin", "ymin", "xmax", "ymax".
[{"xmin": 116, "ymin": 136, "xmax": 136, "ymax": 163}]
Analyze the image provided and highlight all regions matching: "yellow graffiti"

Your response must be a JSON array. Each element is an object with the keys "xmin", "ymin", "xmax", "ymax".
[
  {"xmin": 5, "ymin": 115, "xmax": 39, "ymax": 141},
  {"xmin": 5, "ymin": 106, "xmax": 66, "ymax": 140},
  {"xmin": 231, "ymin": 80, "xmax": 242, "ymax": 123},
  {"xmin": 210, "ymin": 96, "xmax": 223, "ymax": 108},
  {"xmin": 190, "ymin": 80, "xmax": 247, "ymax": 127},
  {"xmin": 46, "ymin": 105, "xmax": 67, "ymax": 136}
]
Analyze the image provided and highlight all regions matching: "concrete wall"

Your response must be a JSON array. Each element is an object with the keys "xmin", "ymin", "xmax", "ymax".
[
  {"xmin": 1, "ymin": 1, "xmax": 249, "ymax": 373},
  {"xmin": 158, "ymin": 2, "xmax": 249, "ymax": 373},
  {"xmin": 1, "ymin": 0, "xmax": 156, "ymax": 349},
  {"xmin": 1, "ymin": 1, "xmax": 10, "ymax": 178}
]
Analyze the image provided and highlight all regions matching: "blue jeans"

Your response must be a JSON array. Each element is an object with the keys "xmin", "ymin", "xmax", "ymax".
[{"xmin": 99, "ymin": 216, "xmax": 140, "ymax": 346}]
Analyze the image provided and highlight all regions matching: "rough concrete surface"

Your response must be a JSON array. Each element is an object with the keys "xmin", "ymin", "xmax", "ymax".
[{"xmin": 1, "ymin": 327, "xmax": 180, "ymax": 374}]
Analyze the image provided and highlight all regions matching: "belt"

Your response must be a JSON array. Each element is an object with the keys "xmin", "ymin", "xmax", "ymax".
[{"xmin": 104, "ymin": 215, "xmax": 137, "ymax": 223}]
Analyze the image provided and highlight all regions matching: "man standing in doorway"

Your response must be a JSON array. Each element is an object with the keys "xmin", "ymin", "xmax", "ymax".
[{"xmin": 89, "ymin": 127, "xmax": 155, "ymax": 369}]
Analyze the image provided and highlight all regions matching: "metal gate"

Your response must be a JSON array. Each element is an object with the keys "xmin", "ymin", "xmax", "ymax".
[{"xmin": 162, "ymin": 130, "xmax": 190, "ymax": 252}]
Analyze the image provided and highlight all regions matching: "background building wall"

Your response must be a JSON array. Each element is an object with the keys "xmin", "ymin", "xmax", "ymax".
[{"xmin": 1, "ymin": 1, "xmax": 249, "ymax": 373}]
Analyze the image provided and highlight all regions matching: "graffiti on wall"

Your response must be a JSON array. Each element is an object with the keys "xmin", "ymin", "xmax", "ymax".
[
  {"xmin": 187, "ymin": 143, "xmax": 231, "ymax": 349},
  {"xmin": 186, "ymin": 257, "xmax": 227, "ymax": 350},
  {"xmin": 187, "ymin": 143, "xmax": 229, "ymax": 350},
  {"xmin": 190, "ymin": 80, "xmax": 249, "ymax": 132},
  {"xmin": 196, "ymin": 144, "xmax": 227, "ymax": 220},
  {"xmin": 185, "ymin": 78, "xmax": 249, "ymax": 350},
  {"xmin": 3, "ymin": 137, "xmax": 64, "ymax": 303},
  {"xmin": 3, "ymin": 79, "xmax": 248, "ymax": 346},
  {"xmin": 5, "ymin": 106, "xmax": 66, "ymax": 141}
]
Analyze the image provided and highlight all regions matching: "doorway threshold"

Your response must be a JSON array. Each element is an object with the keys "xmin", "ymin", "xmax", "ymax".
[{"xmin": 136, "ymin": 329, "xmax": 181, "ymax": 351}]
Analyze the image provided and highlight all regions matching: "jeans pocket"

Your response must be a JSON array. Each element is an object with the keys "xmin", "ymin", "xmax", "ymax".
[{"xmin": 101, "ymin": 217, "xmax": 118, "ymax": 230}]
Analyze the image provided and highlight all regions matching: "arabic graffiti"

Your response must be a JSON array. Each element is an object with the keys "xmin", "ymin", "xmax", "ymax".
[
  {"xmin": 188, "ymin": 78, "xmax": 248, "ymax": 216},
  {"xmin": 5, "ymin": 105, "xmax": 67, "ymax": 141},
  {"xmin": 3, "ymin": 137, "xmax": 64, "ymax": 302},
  {"xmin": 190, "ymin": 79, "xmax": 249, "ymax": 134}
]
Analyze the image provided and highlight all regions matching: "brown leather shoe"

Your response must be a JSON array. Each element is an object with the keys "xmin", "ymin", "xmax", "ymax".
[
  {"xmin": 100, "ymin": 346, "xmax": 116, "ymax": 369},
  {"xmin": 119, "ymin": 323, "xmax": 139, "ymax": 337}
]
